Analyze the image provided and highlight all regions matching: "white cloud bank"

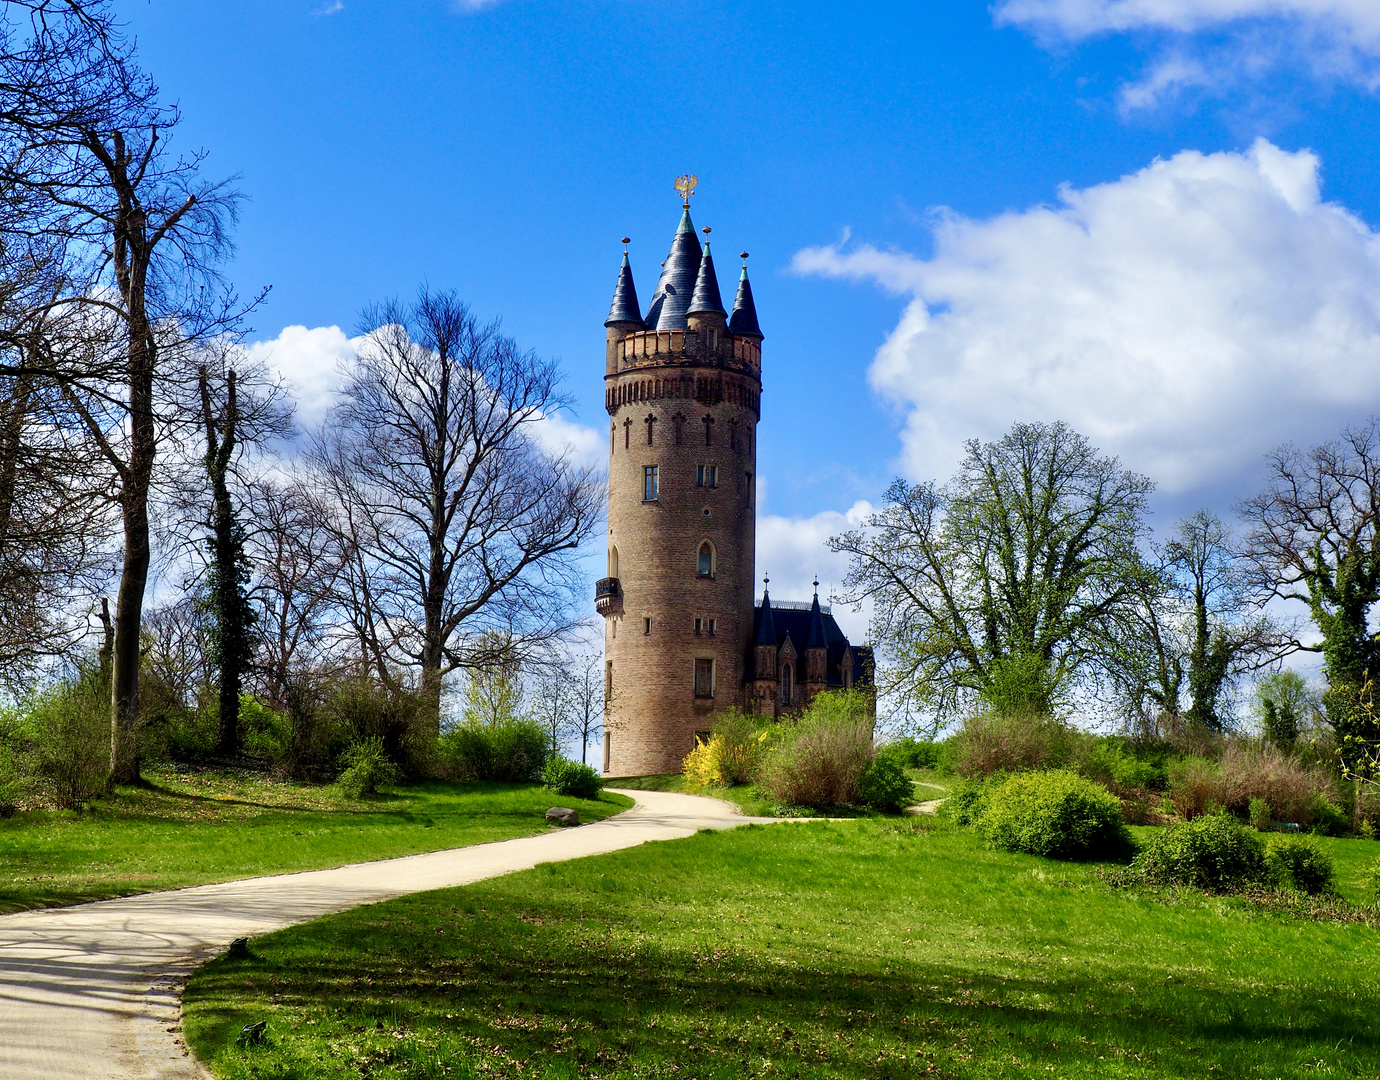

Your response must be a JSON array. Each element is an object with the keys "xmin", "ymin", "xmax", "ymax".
[
  {"xmin": 755, "ymin": 501, "xmax": 875, "ymax": 641},
  {"xmin": 996, "ymin": 0, "xmax": 1379, "ymax": 109},
  {"xmin": 793, "ymin": 139, "xmax": 1380, "ymax": 499}
]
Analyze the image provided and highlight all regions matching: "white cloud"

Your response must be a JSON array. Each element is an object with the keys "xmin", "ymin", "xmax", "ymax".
[
  {"xmin": 246, "ymin": 324, "xmax": 357, "ymax": 432},
  {"xmin": 529, "ymin": 409, "xmax": 606, "ymax": 472},
  {"xmin": 792, "ymin": 140, "xmax": 1380, "ymax": 501},
  {"xmin": 996, "ymin": 0, "xmax": 1379, "ymax": 108},
  {"xmin": 754, "ymin": 501, "xmax": 875, "ymax": 641}
]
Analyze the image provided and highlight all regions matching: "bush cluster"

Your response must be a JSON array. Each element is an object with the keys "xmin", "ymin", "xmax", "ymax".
[
  {"xmin": 438, "ymin": 719, "xmax": 548, "ymax": 782},
  {"xmin": 683, "ymin": 709, "xmax": 767, "ymax": 787},
  {"xmin": 335, "ymin": 736, "xmax": 402, "ymax": 798},
  {"xmin": 1136, "ymin": 813, "xmax": 1268, "ymax": 892},
  {"xmin": 975, "ymin": 770, "xmax": 1131, "ymax": 860},
  {"xmin": 541, "ymin": 757, "xmax": 602, "ymax": 800}
]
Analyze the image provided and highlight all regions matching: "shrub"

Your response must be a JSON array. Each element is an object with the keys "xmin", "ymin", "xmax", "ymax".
[
  {"xmin": 683, "ymin": 710, "xmax": 768, "ymax": 787},
  {"xmin": 1306, "ymin": 792, "xmax": 1349, "ymax": 836},
  {"xmin": 950, "ymin": 711, "xmax": 1071, "ymax": 777},
  {"xmin": 1359, "ymin": 856, "xmax": 1380, "ymax": 906},
  {"xmin": 321, "ymin": 681, "xmax": 428, "ymax": 774},
  {"xmin": 22, "ymin": 668, "xmax": 110, "ymax": 809},
  {"xmin": 0, "ymin": 723, "xmax": 23, "ymax": 817},
  {"xmin": 855, "ymin": 755, "xmax": 913, "ymax": 813},
  {"xmin": 1264, "ymin": 834, "xmax": 1334, "ymax": 895},
  {"xmin": 240, "ymin": 696, "xmax": 292, "ymax": 765},
  {"xmin": 1075, "ymin": 738, "xmax": 1168, "ymax": 793},
  {"xmin": 1135, "ymin": 813, "xmax": 1267, "ymax": 892},
  {"xmin": 938, "ymin": 775, "xmax": 993, "ymax": 825},
  {"xmin": 977, "ymin": 770, "xmax": 1130, "ymax": 860},
  {"xmin": 757, "ymin": 690, "xmax": 875, "ymax": 808},
  {"xmin": 438, "ymin": 718, "xmax": 548, "ymax": 782},
  {"xmin": 1221, "ymin": 743, "xmax": 1331, "ymax": 825},
  {"xmin": 1248, "ymin": 796, "xmax": 1270, "ymax": 831},
  {"xmin": 335, "ymin": 736, "xmax": 401, "ymax": 798},
  {"xmin": 1166, "ymin": 757, "xmax": 1226, "ymax": 819},
  {"xmin": 542, "ymin": 757, "xmax": 602, "ymax": 800},
  {"xmin": 886, "ymin": 737, "xmax": 940, "ymax": 770}
]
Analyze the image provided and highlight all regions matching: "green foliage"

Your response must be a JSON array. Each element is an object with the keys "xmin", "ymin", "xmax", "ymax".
[
  {"xmin": 854, "ymin": 754, "xmax": 912, "ymax": 813},
  {"xmin": 21, "ymin": 667, "xmax": 110, "ymax": 809},
  {"xmin": 977, "ymin": 770, "xmax": 1130, "ymax": 860},
  {"xmin": 683, "ymin": 709, "xmax": 769, "ymax": 787},
  {"xmin": 0, "ymin": 713, "xmax": 24, "ymax": 816},
  {"xmin": 334, "ymin": 736, "xmax": 401, "ymax": 798},
  {"xmin": 1257, "ymin": 671, "xmax": 1309, "ymax": 751},
  {"xmin": 438, "ymin": 719, "xmax": 549, "ymax": 783},
  {"xmin": 938, "ymin": 775, "xmax": 994, "ymax": 825},
  {"xmin": 885, "ymin": 737, "xmax": 940, "ymax": 769},
  {"xmin": 756, "ymin": 690, "xmax": 875, "ymax": 808},
  {"xmin": 1075, "ymin": 737, "xmax": 1169, "ymax": 792},
  {"xmin": 950, "ymin": 710, "xmax": 1074, "ymax": 777},
  {"xmin": 1249, "ymin": 796, "xmax": 1270, "ymax": 831},
  {"xmin": 1264, "ymin": 834, "xmax": 1334, "ymax": 895},
  {"xmin": 1306, "ymin": 792, "xmax": 1349, "ymax": 836},
  {"xmin": 1360, "ymin": 856, "xmax": 1380, "ymax": 905},
  {"xmin": 541, "ymin": 757, "xmax": 602, "ymax": 800},
  {"xmin": 1135, "ymin": 812, "xmax": 1267, "ymax": 893},
  {"xmin": 239, "ymin": 697, "xmax": 291, "ymax": 764}
]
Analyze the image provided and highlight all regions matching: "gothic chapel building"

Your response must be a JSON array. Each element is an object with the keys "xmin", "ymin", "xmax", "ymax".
[{"xmin": 596, "ymin": 184, "xmax": 871, "ymax": 776}]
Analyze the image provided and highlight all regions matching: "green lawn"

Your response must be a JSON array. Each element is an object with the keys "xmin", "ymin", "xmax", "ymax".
[
  {"xmin": 185, "ymin": 817, "xmax": 1380, "ymax": 1080},
  {"xmin": 0, "ymin": 770, "xmax": 631, "ymax": 914}
]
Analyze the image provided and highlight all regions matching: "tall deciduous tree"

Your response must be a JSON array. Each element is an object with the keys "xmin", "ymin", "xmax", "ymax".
[
  {"xmin": 311, "ymin": 289, "xmax": 602, "ymax": 736},
  {"xmin": 0, "ymin": 1, "xmax": 247, "ymax": 783},
  {"xmin": 831, "ymin": 421, "xmax": 1155, "ymax": 724},
  {"xmin": 1241, "ymin": 418, "xmax": 1380, "ymax": 750}
]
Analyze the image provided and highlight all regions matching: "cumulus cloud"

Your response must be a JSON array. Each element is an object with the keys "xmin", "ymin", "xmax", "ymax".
[
  {"xmin": 754, "ymin": 501, "xmax": 875, "ymax": 641},
  {"xmin": 246, "ymin": 324, "xmax": 358, "ymax": 433},
  {"xmin": 792, "ymin": 139, "xmax": 1380, "ymax": 503},
  {"xmin": 996, "ymin": 0, "xmax": 1379, "ymax": 109}
]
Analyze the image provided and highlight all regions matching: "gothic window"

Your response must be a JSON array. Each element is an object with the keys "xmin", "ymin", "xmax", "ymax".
[
  {"xmin": 610, "ymin": 424, "xmax": 615, "ymax": 455},
  {"xmin": 694, "ymin": 618, "xmax": 702, "ymax": 636},
  {"xmin": 623, "ymin": 418, "xmax": 632, "ymax": 449},
  {"xmin": 673, "ymin": 413, "xmax": 685, "ymax": 446},
  {"xmin": 702, "ymin": 414, "xmax": 715, "ymax": 446},
  {"xmin": 697, "ymin": 541, "xmax": 714, "ymax": 578},
  {"xmin": 644, "ymin": 617, "xmax": 651, "ymax": 635},
  {"xmin": 696, "ymin": 464, "xmax": 717, "ymax": 488},
  {"xmin": 643, "ymin": 465, "xmax": 659, "ymax": 501},
  {"xmin": 729, "ymin": 419, "xmax": 738, "ymax": 452},
  {"xmin": 707, "ymin": 328, "xmax": 718, "ymax": 350},
  {"xmin": 780, "ymin": 665, "xmax": 792, "ymax": 706},
  {"xmin": 694, "ymin": 658, "xmax": 714, "ymax": 698},
  {"xmin": 645, "ymin": 413, "xmax": 657, "ymax": 445},
  {"xmin": 607, "ymin": 545, "xmax": 619, "ymax": 578}
]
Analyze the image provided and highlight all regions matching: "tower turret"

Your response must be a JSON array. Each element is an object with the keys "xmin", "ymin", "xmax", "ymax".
[
  {"xmin": 598, "ymin": 177, "xmax": 763, "ymax": 776},
  {"xmin": 605, "ymin": 239, "xmax": 644, "ymax": 376},
  {"xmin": 728, "ymin": 256, "xmax": 763, "ymax": 340}
]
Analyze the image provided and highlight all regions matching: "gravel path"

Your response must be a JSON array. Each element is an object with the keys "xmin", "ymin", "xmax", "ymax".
[{"xmin": 0, "ymin": 788, "xmax": 770, "ymax": 1080}]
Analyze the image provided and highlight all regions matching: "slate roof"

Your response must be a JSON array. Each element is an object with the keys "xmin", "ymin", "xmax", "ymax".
[
  {"xmin": 687, "ymin": 242, "xmax": 726, "ymax": 317},
  {"xmin": 749, "ymin": 599, "xmax": 871, "ymax": 688},
  {"xmin": 643, "ymin": 208, "xmax": 703, "ymax": 331},
  {"xmin": 605, "ymin": 251, "xmax": 645, "ymax": 328},
  {"xmin": 728, "ymin": 264, "xmax": 763, "ymax": 339}
]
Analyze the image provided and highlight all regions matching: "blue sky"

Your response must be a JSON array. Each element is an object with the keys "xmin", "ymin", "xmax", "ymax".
[{"xmin": 125, "ymin": 0, "xmax": 1378, "ymax": 633}]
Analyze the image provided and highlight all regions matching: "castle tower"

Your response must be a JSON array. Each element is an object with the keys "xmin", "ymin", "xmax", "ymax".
[{"xmin": 596, "ymin": 179, "xmax": 764, "ymax": 775}]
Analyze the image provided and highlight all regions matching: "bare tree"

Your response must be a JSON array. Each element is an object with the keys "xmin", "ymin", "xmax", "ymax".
[
  {"xmin": 0, "ymin": 1, "xmax": 251, "ymax": 783},
  {"xmin": 1241, "ymin": 419, "xmax": 1380, "ymax": 750},
  {"xmin": 569, "ymin": 651, "xmax": 603, "ymax": 765},
  {"xmin": 310, "ymin": 288, "xmax": 603, "ymax": 736}
]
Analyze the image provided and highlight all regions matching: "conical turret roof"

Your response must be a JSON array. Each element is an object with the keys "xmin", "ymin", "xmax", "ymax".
[
  {"xmin": 755, "ymin": 586, "xmax": 777, "ymax": 646},
  {"xmin": 728, "ymin": 263, "xmax": 763, "ymax": 339},
  {"xmin": 643, "ymin": 208, "xmax": 703, "ymax": 331},
  {"xmin": 806, "ymin": 587, "xmax": 828, "ymax": 649},
  {"xmin": 688, "ymin": 242, "xmax": 726, "ymax": 317},
  {"xmin": 605, "ymin": 250, "xmax": 644, "ymax": 328}
]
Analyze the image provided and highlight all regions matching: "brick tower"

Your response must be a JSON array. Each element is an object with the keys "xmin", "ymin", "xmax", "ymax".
[{"xmin": 596, "ymin": 177, "xmax": 764, "ymax": 775}]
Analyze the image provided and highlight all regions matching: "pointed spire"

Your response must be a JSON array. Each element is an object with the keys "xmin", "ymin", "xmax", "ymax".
[
  {"xmin": 688, "ymin": 238, "xmax": 726, "ymax": 317},
  {"xmin": 755, "ymin": 574, "xmax": 777, "ymax": 646},
  {"xmin": 605, "ymin": 239, "xmax": 644, "ymax": 328},
  {"xmin": 728, "ymin": 253, "xmax": 763, "ymax": 339},
  {"xmin": 643, "ymin": 207, "xmax": 703, "ymax": 331},
  {"xmin": 806, "ymin": 579, "xmax": 828, "ymax": 649}
]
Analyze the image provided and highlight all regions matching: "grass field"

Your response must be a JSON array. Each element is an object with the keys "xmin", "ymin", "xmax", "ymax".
[
  {"xmin": 0, "ymin": 771, "xmax": 631, "ymax": 914},
  {"xmin": 185, "ymin": 815, "xmax": 1380, "ymax": 1079}
]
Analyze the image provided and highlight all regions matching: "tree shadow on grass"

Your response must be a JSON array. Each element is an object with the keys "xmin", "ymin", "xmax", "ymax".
[{"xmin": 187, "ymin": 888, "xmax": 1380, "ymax": 1080}]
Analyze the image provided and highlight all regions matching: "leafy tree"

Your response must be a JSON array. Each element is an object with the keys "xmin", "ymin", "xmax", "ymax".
[
  {"xmin": 1241, "ymin": 419, "xmax": 1380, "ymax": 752},
  {"xmin": 831, "ymin": 421, "xmax": 1154, "ymax": 723},
  {"xmin": 1255, "ymin": 670, "xmax": 1316, "ymax": 752}
]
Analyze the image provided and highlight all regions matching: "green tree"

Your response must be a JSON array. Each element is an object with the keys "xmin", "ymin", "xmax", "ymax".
[
  {"xmin": 831, "ymin": 422, "xmax": 1155, "ymax": 723},
  {"xmin": 1241, "ymin": 419, "xmax": 1380, "ymax": 752},
  {"xmin": 1255, "ymin": 670, "xmax": 1315, "ymax": 752}
]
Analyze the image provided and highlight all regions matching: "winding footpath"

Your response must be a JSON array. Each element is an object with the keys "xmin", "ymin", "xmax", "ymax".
[{"xmin": 0, "ymin": 789, "xmax": 773, "ymax": 1080}]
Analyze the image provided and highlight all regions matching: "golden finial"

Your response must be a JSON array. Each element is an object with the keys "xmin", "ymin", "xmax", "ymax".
[{"xmin": 674, "ymin": 173, "xmax": 698, "ymax": 207}]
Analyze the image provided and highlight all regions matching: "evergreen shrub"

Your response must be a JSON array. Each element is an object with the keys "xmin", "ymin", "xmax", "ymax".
[
  {"xmin": 855, "ymin": 754, "xmax": 913, "ymax": 813},
  {"xmin": 1135, "ymin": 812, "xmax": 1267, "ymax": 892},
  {"xmin": 977, "ymin": 770, "xmax": 1130, "ymax": 860},
  {"xmin": 1263, "ymin": 834, "xmax": 1334, "ymax": 895},
  {"xmin": 542, "ymin": 757, "xmax": 602, "ymax": 800}
]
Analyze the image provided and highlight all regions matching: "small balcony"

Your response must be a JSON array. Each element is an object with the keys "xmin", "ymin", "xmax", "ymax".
[{"xmin": 595, "ymin": 577, "xmax": 623, "ymax": 617}]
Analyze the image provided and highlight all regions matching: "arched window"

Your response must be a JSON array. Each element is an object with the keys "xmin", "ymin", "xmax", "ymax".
[
  {"xmin": 608, "ymin": 545, "xmax": 619, "ymax": 578},
  {"xmin": 780, "ymin": 665, "xmax": 792, "ymax": 706},
  {"xmin": 697, "ymin": 541, "xmax": 714, "ymax": 578}
]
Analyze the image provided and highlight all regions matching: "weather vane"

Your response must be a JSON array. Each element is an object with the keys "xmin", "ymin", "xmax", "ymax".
[{"xmin": 674, "ymin": 173, "xmax": 698, "ymax": 207}]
